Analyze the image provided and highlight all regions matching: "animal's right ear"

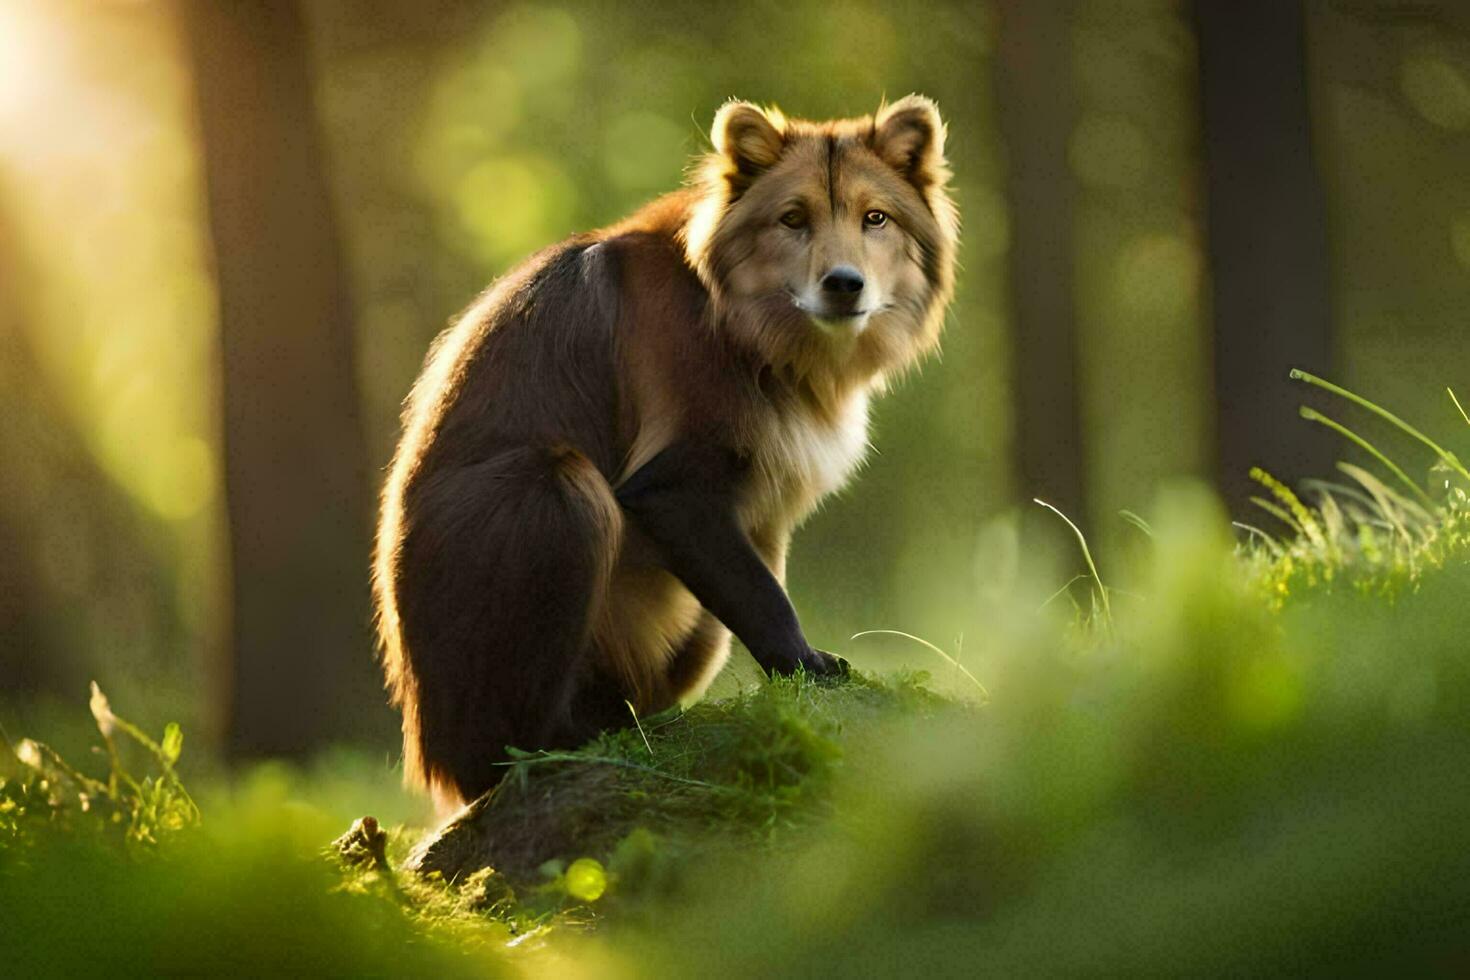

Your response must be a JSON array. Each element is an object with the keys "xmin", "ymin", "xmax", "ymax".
[{"xmin": 711, "ymin": 100, "xmax": 787, "ymax": 182}]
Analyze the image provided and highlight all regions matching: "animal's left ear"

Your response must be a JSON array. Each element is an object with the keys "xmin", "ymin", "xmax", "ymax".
[{"xmin": 872, "ymin": 94, "xmax": 947, "ymax": 188}]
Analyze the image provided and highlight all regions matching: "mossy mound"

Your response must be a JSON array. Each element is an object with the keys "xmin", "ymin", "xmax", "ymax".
[{"xmin": 402, "ymin": 670, "xmax": 958, "ymax": 885}]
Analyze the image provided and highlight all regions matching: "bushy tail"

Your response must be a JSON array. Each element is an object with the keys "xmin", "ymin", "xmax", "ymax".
[{"xmin": 375, "ymin": 445, "xmax": 623, "ymax": 810}]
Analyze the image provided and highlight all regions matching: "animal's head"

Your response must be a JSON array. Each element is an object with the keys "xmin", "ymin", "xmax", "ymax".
[{"xmin": 683, "ymin": 95, "xmax": 959, "ymax": 392}]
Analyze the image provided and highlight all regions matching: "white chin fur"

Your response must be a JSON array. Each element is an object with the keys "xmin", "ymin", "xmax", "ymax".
[{"xmin": 810, "ymin": 313, "xmax": 870, "ymax": 336}]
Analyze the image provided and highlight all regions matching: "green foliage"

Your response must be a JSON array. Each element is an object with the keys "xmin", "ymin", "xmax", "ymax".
[
  {"xmin": 1, "ymin": 778, "xmax": 510, "ymax": 978},
  {"xmin": 7, "ymin": 379, "xmax": 1470, "ymax": 974},
  {"xmin": 615, "ymin": 486, "xmax": 1470, "ymax": 976},
  {"xmin": 0, "ymin": 698, "xmax": 512, "ymax": 975},
  {"xmin": 303, "ymin": 671, "xmax": 958, "ymax": 962},
  {"xmin": 0, "ymin": 682, "xmax": 197, "ymax": 851},
  {"xmin": 1244, "ymin": 377, "xmax": 1470, "ymax": 606}
]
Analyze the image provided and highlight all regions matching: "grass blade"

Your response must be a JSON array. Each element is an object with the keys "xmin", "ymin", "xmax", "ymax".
[
  {"xmin": 1119, "ymin": 509, "xmax": 1154, "ymax": 538},
  {"xmin": 1315, "ymin": 489, "xmax": 1347, "ymax": 546},
  {"xmin": 1250, "ymin": 496, "xmax": 1305, "ymax": 538},
  {"xmin": 1450, "ymin": 388, "xmax": 1470, "ymax": 428},
  {"xmin": 1300, "ymin": 478, "xmax": 1380, "ymax": 516},
  {"xmin": 625, "ymin": 701, "xmax": 654, "ymax": 758},
  {"xmin": 1034, "ymin": 498, "xmax": 1113, "ymax": 627},
  {"xmin": 1038, "ymin": 574, "xmax": 1089, "ymax": 611},
  {"xmin": 1290, "ymin": 369, "xmax": 1470, "ymax": 481},
  {"xmin": 1298, "ymin": 406, "xmax": 1435, "ymax": 507},
  {"xmin": 1339, "ymin": 463, "xmax": 1412, "ymax": 542},
  {"xmin": 1232, "ymin": 521, "xmax": 1284, "ymax": 556},
  {"xmin": 495, "ymin": 752, "xmax": 731, "ymax": 791},
  {"xmin": 850, "ymin": 629, "xmax": 990, "ymax": 701}
]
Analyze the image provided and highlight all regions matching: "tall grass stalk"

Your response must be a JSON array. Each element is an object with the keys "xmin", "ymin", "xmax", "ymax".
[
  {"xmin": 1449, "ymin": 388, "xmax": 1470, "ymax": 428},
  {"xmin": 1291, "ymin": 368, "xmax": 1470, "ymax": 482},
  {"xmin": 1298, "ymin": 406, "xmax": 1435, "ymax": 507},
  {"xmin": 1034, "ymin": 498, "xmax": 1112, "ymax": 627},
  {"xmin": 849, "ymin": 629, "xmax": 990, "ymax": 701}
]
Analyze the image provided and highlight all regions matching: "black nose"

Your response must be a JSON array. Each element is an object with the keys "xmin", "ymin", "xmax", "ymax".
[{"xmin": 820, "ymin": 267, "xmax": 865, "ymax": 294}]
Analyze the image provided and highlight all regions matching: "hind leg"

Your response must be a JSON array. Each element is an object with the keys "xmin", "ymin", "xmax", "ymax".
[
  {"xmin": 664, "ymin": 611, "xmax": 733, "ymax": 703},
  {"xmin": 391, "ymin": 445, "xmax": 626, "ymax": 807}
]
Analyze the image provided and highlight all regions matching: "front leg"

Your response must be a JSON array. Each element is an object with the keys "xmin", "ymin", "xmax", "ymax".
[{"xmin": 615, "ymin": 441, "xmax": 845, "ymax": 678}]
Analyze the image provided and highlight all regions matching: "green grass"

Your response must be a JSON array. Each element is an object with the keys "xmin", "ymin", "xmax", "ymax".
[
  {"xmin": 5, "ymin": 374, "xmax": 1470, "ymax": 975},
  {"xmin": 409, "ymin": 669, "xmax": 954, "ymax": 884}
]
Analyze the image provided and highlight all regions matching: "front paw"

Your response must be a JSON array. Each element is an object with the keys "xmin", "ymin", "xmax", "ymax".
[
  {"xmin": 796, "ymin": 646, "xmax": 850, "ymax": 680},
  {"xmin": 761, "ymin": 644, "xmax": 850, "ymax": 680}
]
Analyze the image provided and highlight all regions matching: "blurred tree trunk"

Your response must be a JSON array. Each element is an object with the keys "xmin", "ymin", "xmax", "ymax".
[
  {"xmin": 179, "ymin": 2, "xmax": 391, "ymax": 757},
  {"xmin": 1193, "ymin": 0, "xmax": 1336, "ymax": 515},
  {"xmin": 994, "ymin": 0, "xmax": 1089, "ymax": 550}
]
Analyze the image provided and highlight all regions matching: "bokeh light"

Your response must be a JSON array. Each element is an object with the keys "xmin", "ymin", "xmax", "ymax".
[{"xmin": 1400, "ymin": 53, "xmax": 1470, "ymax": 131}]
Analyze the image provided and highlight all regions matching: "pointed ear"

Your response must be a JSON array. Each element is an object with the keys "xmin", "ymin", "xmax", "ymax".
[
  {"xmin": 872, "ymin": 94, "xmax": 947, "ymax": 188},
  {"xmin": 711, "ymin": 100, "xmax": 787, "ymax": 180}
]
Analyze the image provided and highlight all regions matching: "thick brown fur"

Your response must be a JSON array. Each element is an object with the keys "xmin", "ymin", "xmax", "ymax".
[{"xmin": 374, "ymin": 96, "xmax": 959, "ymax": 810}]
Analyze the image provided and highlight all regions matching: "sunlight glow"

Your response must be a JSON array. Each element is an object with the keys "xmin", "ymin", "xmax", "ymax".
[{"xmin": 0, "ymin": 3, "xmax": 63, "ymax": 136}]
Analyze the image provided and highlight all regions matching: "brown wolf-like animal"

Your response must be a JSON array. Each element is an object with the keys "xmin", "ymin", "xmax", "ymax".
[{"xmin": 374, "ymin": 96, "xmax": 959, "ymax": 809}]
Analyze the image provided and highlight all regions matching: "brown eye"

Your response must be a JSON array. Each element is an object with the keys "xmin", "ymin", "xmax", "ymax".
[
  {"xmin": 863, "ymin": 209, "xmax": 888, "ymax": 228},
  {"xmin": 780, "ymin": 209, "xmax": 807, "ymax": 229}
]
